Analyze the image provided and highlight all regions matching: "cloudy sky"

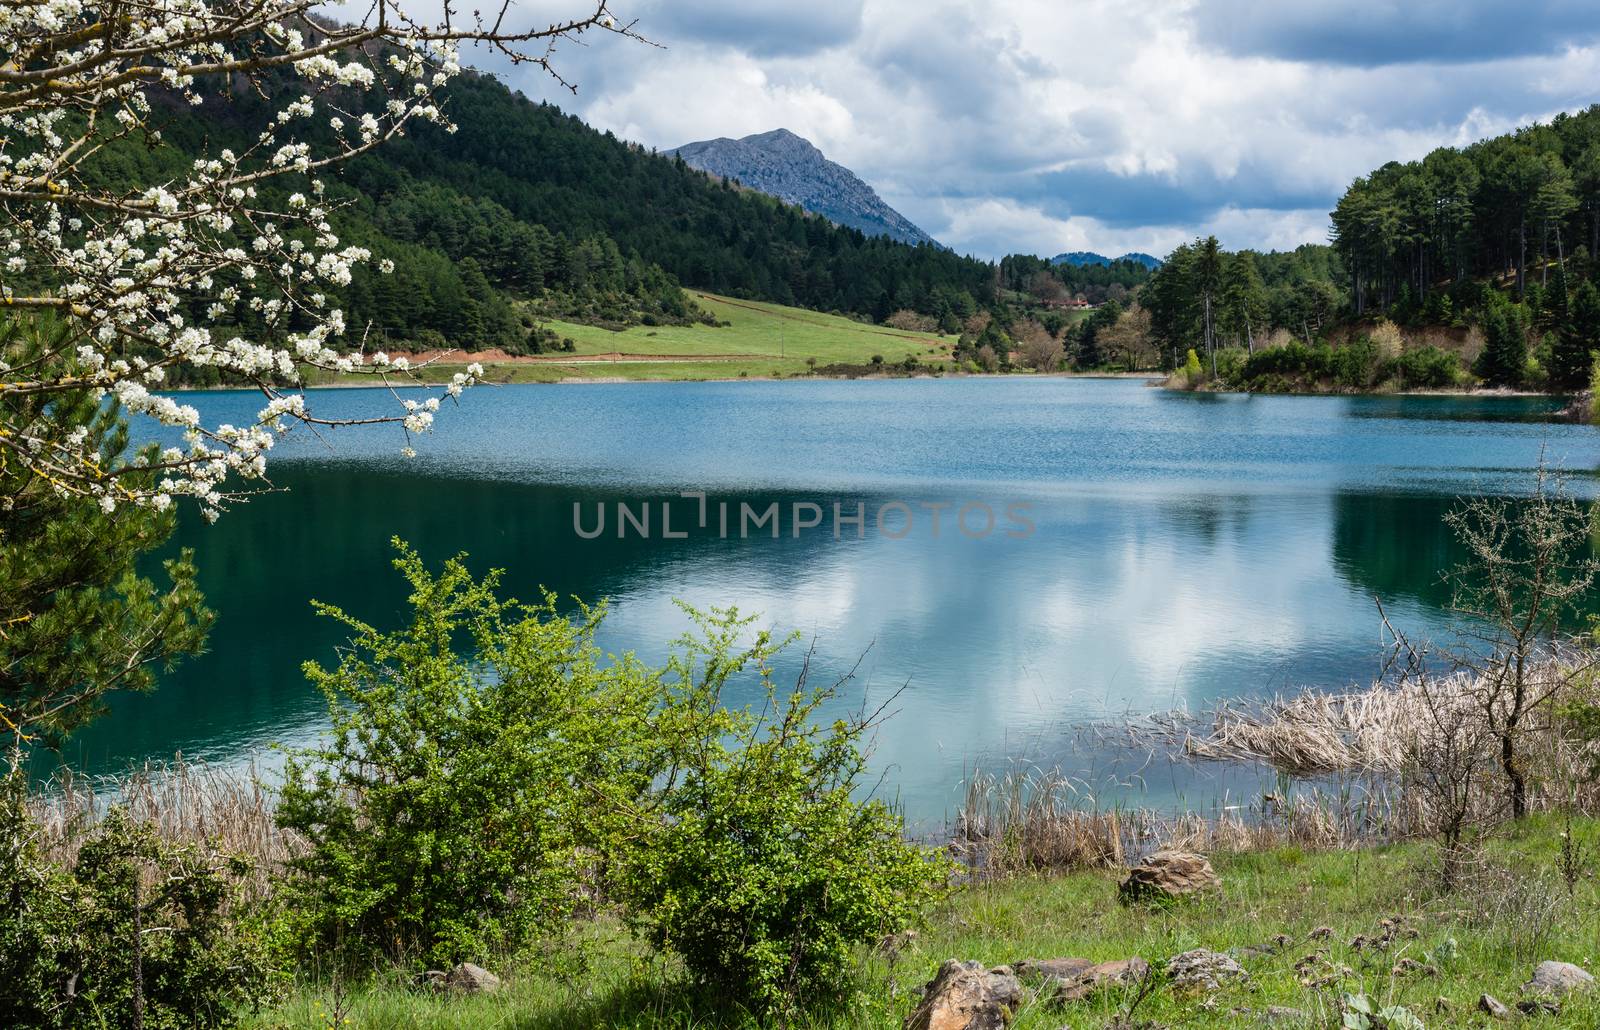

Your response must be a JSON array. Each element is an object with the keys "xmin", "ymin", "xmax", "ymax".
[{"xmin": 489, "ymin": 0, "xmax": 1600, "ymax": 260}]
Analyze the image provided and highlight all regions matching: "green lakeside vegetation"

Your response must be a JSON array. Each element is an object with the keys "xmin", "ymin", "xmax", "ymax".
[
  {"xmin": 244, "ymin": 819, "xmax": 1600, "ymax": 1029},
  {"xmin": 1148, "ymin": 107, "xmax": 1600, "ymax": 397},
  {"xmin": 8, "ymin": 314, "xmax": 1600, "ymax": 1024}
]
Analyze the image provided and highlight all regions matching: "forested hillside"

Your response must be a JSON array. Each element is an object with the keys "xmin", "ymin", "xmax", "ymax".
[
  {"xmin": 1124, "ymin": 107, "xmax": 1600, "ymax": 393},
  {"xmin": 138, "ymin": 67, "xmax": 994, "ymax": 368},
  {"xmin": 1324, "ymin": 104, "xmax": 1600, "ymax": 388}
]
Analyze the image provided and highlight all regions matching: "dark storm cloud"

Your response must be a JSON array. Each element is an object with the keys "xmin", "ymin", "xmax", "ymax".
[{"xmin": 1192, "ymin": 0, "xmax": 1600, "ymax": 67}]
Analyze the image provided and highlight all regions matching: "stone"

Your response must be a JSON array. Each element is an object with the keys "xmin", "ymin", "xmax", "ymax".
[
  {"xmin": 1012, "ymin": 957, "xmax": 1094, "ymax": 982},
  {"xmin": 444, "ymin": 962, "xmax": 501, "ymax": 994},
  {"xmin": 1166, "ymin": 949, "xmax": 1247, "ymax": 992},
  {"xmin": 1478, "ymin": 994, "xmax": 1510, "ymax": 1019},
  {"xmin": 1050, "ymin": 958, "xmax": 1152, "ymax": 1003},
  {"xmin": 1118, "ymin": 851, "xmax": 1220, "ymax": 904},
  {"xmin": 1524, "ymin": 960, "xmax": 1595, "ymax": 996},
  {"xmin": 903, "ymin": 959, "xmax": 1024, "ymax": 1030},
  {"xmin": 1260, "ymin": 1005, "xmax": 1308, "ymax": 1025}
]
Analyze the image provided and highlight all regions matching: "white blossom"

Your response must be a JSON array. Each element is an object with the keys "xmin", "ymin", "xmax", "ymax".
[{"xmin": 0, "ymin": 0, "xmax": 612, "ymax": 515}]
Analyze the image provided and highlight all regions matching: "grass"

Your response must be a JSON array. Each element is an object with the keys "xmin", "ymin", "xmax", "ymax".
[
  {"xmin": 246, "ymin": 814, "xmax": 1600, "ymax": 1028},
  {"xmin": 302, "ymin": 294, "xmax": 964, "ymax": 386}
]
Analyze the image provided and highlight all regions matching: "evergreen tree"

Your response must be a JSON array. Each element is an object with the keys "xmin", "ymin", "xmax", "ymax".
[
  {"xmin": 0, "ymin": 320, "xmax": 211, "ymax": 752},
  {"xmin": 1478, "ymin": 295, "xmax": 1530, "ymax": 386},
  {"xmin": 1220, "ymin": 252, "xmax": 1268, "ymax": 351},
  {"xmin": 1194, "ymin": 236, "xmax": 1224, "ymax": 375},
  {"xmin": 1562, "ymin": 280, "xmax": 1600, "ymax": 390}
]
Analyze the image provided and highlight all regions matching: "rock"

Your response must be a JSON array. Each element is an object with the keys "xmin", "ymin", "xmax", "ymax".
[
  {"xmin": 1050, "ymin": 958, "xmax": 1151, "ymax": 1003},
  {"xmin": 1478, "ymin": 994, "xmax": 1510, "ymax": 1019},
  {"xmin": 444, "ymin": 962, "xmax": 501, "ymax": 994},
  {"xmin": 1524, "ymin": 960, "xmax": 1595, "ymax": 996},
  {"xmin": 903, "ymin": 959, "xmax": 1023, "ymax": 1030},
  {"xmin": 1518, "ymin": 998, "xmax": 1562, "ymax": 1016},
  {"xmin": 1166, "ymin": 949, "xmax": 1247, "ymax": 992},
  {"xmin": 1012, "ymin": 957, "xmax": 1094, "ymax": 982},
  {"xmin": 1119, "ymin": 851, "xmax": 1220, "ymax": 904},
  {"xmin": 1260, "ymin": 1006, "xmax": 1308, "ymax": 1026}
]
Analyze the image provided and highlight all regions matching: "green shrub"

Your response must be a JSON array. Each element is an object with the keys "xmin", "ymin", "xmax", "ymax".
[
  {"xmin": 1213, "ymin": 345, "xmax": 1248, "ymax": 385},
  {"xmin": 0, "ymin": 777, "xmax": 274, "ymax": 1029},
  {"xmin": 1183, "ymin": 347, "xmax": 1203, "ymax": 381},
  {"xmin": 1588, "ymin": 355, "xmax": 1600, "ymax": 423},
  {"xmin": 1383, "ymin": 345, "xmax": 1464, "ymax": 389},
  {"xmin": 618, "ymin": 606, "xmax": 952, "ymax": 1017},
  {"xmin": 273, "ymin": 542, "xmax": 658, "ymax": 970}
]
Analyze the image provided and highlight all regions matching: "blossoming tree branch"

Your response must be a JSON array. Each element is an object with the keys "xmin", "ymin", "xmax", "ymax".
[{"xmin": 0, "ymin": 0, "xmax": 635, "ymax": 516}]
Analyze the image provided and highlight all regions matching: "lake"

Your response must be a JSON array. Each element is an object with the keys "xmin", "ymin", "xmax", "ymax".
[{"xmin": 54, "ymin": 377, "xmax": 1600, "ymax": 827}]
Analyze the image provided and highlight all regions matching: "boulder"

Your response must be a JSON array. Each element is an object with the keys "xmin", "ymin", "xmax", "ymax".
[
  {"xmin": 1166, "ymin": 949, "xmax": 1247, "ymax": 992},
  {"xmin": 1478, "ymin": 993, "xmax": 1511, "ymax": 1019},
  {"xmin": 1119, "ymin": 851, "xmax": 1220, "ymax": 904},
  {"xmin": 1524, "ymin": 960, "xmax": 1594, "ymax": 996},
  {"xmin": 444, "ymin": 962, "xmax": 501, "ymax": 994},
  {"xmin": 903, "ymin": 959, "xmax": 1023, "ymax": 1030},
  {"xmin": 1012, "ymin": 957, "xmax": 1093, "ymax": 982},
  {"xmin": 1051, "ymin": 957, "xmax": 1151, "ymax": 1003}
]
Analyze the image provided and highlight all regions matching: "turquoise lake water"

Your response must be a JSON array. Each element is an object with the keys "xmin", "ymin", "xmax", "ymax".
[{"xmin": 57, "ymin": 377, "xmax": 1600, "ymax": 825}]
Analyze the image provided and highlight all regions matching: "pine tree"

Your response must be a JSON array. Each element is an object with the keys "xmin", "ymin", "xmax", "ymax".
[
  {"xmin": 0, "ymin": 320, "xmax": 211, "ymax": 752},
  {"xmin": 1563, "ymin": 280, "xmax": 1600, "ymax": 391},
  {"xmin": 1478, "ymin": 295, "xmax": 1530, "ymax": 387}
]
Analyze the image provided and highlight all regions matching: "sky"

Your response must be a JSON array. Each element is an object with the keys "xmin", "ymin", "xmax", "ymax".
[{"xmin": 476, "ymin": 0, "xmax": 1600, "ymax": 261}]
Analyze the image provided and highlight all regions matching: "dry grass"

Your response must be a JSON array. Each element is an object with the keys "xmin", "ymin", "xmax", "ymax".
[
  {"xmin": 955, "ymin": 661, "xmax": 1600, "ymax": 879},
  {"xmin": 951, "ymin": 766, "xmax": 1395, "ymax": 879},
  {"xmin": 27, "ymin": 758, "xmax": 302, "ymax": 876},
  {"xmin": 1146, "ymin": 665, "xmax": 1600, "ymax": 806}
]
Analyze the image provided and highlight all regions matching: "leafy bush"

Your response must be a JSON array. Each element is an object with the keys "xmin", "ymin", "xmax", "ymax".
[
  {"xmin": 1213, "ymin": 345, "xmax": 1248, "ymax": 385},
  {"xmin": 1383, "ymin": 345, "xmax": 1464, "ymax": 389},
  {"xmin": 1369, "ymin": 320, "xmax": 1405, "ymax": 362},
  {"xmin": 618, "ymin": 607, "xmax": 952, "ymax": 1016},
  {"xmin": 274, "ymin": 546, "xmax": 947, "ymax": 1014},
  {"xmin": 274, "ymin": 542, "xmax": 657, "ymax": 969},
  {"xmin": 1237, "ymin": 338, "xmax": 1386, "ymax": 391},
  {"xmin": 0, "ymin": 777, "xmax": 274, "ymax": 1029}
]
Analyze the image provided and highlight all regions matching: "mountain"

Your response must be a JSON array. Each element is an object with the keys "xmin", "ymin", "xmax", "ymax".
[
  {"xmin": 136, "ymin": 72, "xmax": 994, "ymax": 368},
  {"xmin": 665, "ymin": 129, "xmax": 941, "ymax": 249},
  {"xmin": 1052, "ymin": 251, "xmax": 1162, "ymax": 269}
]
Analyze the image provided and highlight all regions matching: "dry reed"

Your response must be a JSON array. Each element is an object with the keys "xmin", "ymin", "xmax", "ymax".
[
  {"xmin": 26, "ymin": 757, "xmax": 303, "ymax": 874},
  {"xmin": 955, "ymin": 663, "xmax": 1600, "ymax": 878}
]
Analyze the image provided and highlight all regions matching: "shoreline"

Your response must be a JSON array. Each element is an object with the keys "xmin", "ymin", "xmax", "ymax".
[{"xmin": 171, "ymin": 370, "xmax": 1575, "ymax": 399}]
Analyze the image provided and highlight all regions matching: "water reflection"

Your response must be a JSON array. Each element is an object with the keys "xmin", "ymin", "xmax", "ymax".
[{"xmin": 48, "ymin": 379, "xmax": 1600, "ymax": 825}]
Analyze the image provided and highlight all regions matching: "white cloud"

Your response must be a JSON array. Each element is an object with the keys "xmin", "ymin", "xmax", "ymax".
[{"xmin": 500, "ymin": 0, "xmax": 1600, "ymax": 259}]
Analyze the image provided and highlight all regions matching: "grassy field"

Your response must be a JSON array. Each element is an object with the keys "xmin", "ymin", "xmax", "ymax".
[
  {"xmin": 248, "ymin": 814, "xmax": 1600, "ymax": 1028},
  {"xmin": 301, "ymin": 294, "xmax": 964, "ymax": 386}
]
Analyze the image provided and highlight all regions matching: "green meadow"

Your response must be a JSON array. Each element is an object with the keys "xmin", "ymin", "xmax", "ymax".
[{"xmin": 250, "ymin": 814, "xmax": 1600, "ymax": 1029}]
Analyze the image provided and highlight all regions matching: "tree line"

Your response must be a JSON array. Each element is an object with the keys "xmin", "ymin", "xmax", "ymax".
[{"xmin": 1331, "ymin": 105, "xmax": 1600, "ymax": 316}]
